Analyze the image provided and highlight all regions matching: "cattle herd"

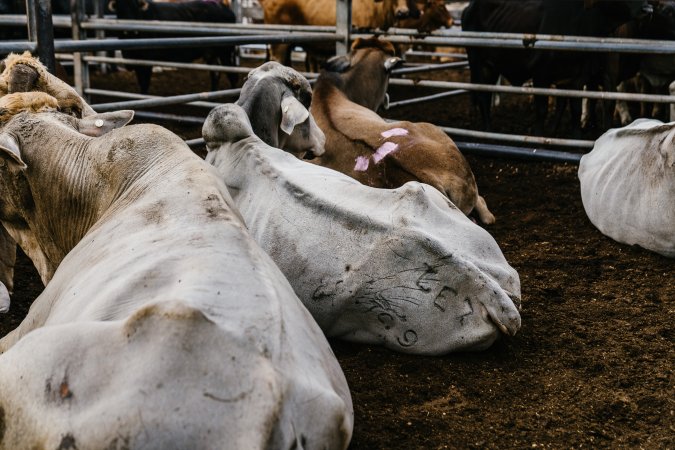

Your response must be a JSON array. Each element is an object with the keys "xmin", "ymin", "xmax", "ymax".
[{"xmin": 0, "ymin": 0, "xmax": 672, "ymax": 448}]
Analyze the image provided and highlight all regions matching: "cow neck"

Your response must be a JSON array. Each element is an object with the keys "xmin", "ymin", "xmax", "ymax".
[
  {"xmin": 209, "ymin": 134, "xmax": 272, "ymax": 190},
  {"xmin": 6, "ymin": 117, "xmax": 99, "ymax": 271}
]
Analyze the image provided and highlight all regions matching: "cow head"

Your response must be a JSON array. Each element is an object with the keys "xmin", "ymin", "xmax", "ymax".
[
  {"xmin": 108, "ymin": 0, "xmax": 150, "ymax": 21},
  {"xmin": 585, "ymin": 0, "xmax": 653, "ymax": 23},
  {"xmin": 413, "ymin": 0, "xmax": 454, "ymax": 32},
  {"xmin": 0, "ymin": 93, "xmax": 133, "ymax": 303},
  {"xmin": 235, "ymin": 62, "xmax": 325, "ymax": 157},
  {"xmin": 322, "ymin": 37, "xmax": 402, "ymax": 112},
  {"xmin": 648, "ymin": 0, "xmax": 675, "ymax": 39},
  {"xmin": 0, "ymin": 52, "xmax": 96, "ymax": 117}
]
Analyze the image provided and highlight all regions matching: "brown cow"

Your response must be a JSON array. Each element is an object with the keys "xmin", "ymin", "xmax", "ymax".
[
  {"xmin": 259, "ymin": 0, "xmax": 410, "ymax": 64},
  {"xmin": 397, "ymin": 0, "xmax": 453, "ymax": 32},
  {"xmin": 310, "ymin": 38, "xmax": 495, "ymax": 224}
]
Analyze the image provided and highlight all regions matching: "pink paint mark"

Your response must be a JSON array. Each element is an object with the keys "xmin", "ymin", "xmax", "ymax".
[
  {"xmin": 354, "ymin": 155, "xmax": 370, "ymax": 171},
  {"xmin": 373, "ymin": 142, "xmax": 399, "ymax": 164},
  {"xmin": 381, "ymin": 127, "xmax": 409, "ymax": 138}
]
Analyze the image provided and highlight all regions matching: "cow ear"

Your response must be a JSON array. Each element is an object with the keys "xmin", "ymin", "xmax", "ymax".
[
  {"xmin": 139, "ymin": 0, "xmax": 149, "ymax": 10},
  {"xmin": 0, "ymin": 133, "xmax": 26, "ymax": 170},
  {"xmin": 76, "ymin": 110, "xmax": 134, "ymax": 137},
  {"xmin": 323, "ymin": 55, "xmax": 351, "ymax": 73},
  {"xmin": 280, "ymin": 95, "xmax": 309, "ymax": 135}
]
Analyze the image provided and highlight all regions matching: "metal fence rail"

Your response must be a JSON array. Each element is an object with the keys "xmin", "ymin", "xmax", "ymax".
[{"xmin": 9, "ymin": 0, "xmax": 675, "ymax": 163}]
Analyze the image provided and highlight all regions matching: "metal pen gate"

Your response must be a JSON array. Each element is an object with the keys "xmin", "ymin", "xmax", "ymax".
[{"xmin": 1, "ymin": 0, "xmax": 674, "ymax": 163}]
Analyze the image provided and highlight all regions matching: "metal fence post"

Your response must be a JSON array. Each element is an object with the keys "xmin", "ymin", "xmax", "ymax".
[
  {"xmin": 71, "ymin": 0, "xmax": 90, "ymax": 97},
  {"xmin": 24, "ymin": 0, "xmax": 38, "ymax": 42},
  {"xmin": 33, "ymin": 0, "xmax": 55, "ymax": 73},
  {"xmin": 336, "ymin": 0, "xmax": 351, "ymax": 56}
]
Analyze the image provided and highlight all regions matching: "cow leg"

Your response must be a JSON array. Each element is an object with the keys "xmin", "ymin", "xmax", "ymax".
[
  {"xmin": 568, "ymin": 97, "xmax": 583, "ymax": 139},
  {"xmin": 468, "ymin": 59, "xmax": 499, "ymax": 131},
  {"xmin": 532, "ymin": 79, "xmax": 549, "ymax": 136},
  {"xmin": 133, "ymin": 65, "xmax": 152, "ymax": 94},
  {"xmin": 614, "ymin": 81, "xmax": 633, "ymax": 126},
  {"xmin": 550, "ymin": 95, "xmax": 568, "ymax": 136}
]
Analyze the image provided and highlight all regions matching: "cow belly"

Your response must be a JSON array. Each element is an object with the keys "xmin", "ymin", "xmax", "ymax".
[{"xmin": 0, "ymin": 301, "xmax": 350, "ymax": 450}]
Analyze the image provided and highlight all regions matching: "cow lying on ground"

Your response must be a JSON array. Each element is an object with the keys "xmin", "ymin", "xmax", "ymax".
[
  {"xmin": 109, "ymin": 0, "xmax": 237, "ymax": 94},
  {"xmin": 578, "ymin": 119, "xmax": 675, "ymax": 257},
  {"xmin": 309, "ymin": 38, "xmax": 495, "ymax": 224},
  {"xmin": 0, "ymin": 92, "xmax": 352, "ymax": 449},
  {"xmin": 203, "ymin": 86, "xmax": 521, "ymax": 354}
]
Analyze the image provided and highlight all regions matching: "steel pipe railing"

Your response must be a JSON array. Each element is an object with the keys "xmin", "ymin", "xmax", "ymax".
[
  {"xmin": 391, "ymin": 61, "xmax": 468, "ymax": 76},
  {"xmin": 87, "ymin": 88, "xmax": 232, "ymax": 109},
  {"xmin": 354, "ymin": 34, "xmax": 675, "ymax": 55},
  {"xmin": 85, "ymin": 18, "xmax": 339, "ymax": 34},
  {"xmin": 52, "ymin": 34, "xmax": 344, "ymax": 52},
  {"xmin": 439, "ymin": 126, "xmax": 594, "ymax": 149},
  {"xmin": 186, "ymin": 138, "xmax": 205, "ymax": 148},
  {"xmin": 92, "ymin": 88, "xmax": 241, "ymax": 112},
  {"xmin": 134, "ymin": 111, "xmax": 206, "ymax": 125},
  {"xmin": 388, "ymin": 78, "xmax": 675, "ymax": 104},
  {"xmin": 386, "ymin": 89, "xmax": 468, "ymax": 109},
  {"xmin": 455, "ymin": 141, "xmax": 584, "ymax": 164},
  {"xmin": 0, "ymin": 40, "xmax": 37, "ymax": 54}
]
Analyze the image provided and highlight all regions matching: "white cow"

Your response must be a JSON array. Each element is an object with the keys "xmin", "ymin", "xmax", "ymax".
[
  {"xmin": 0, "ymin": 94, "xmax": 352, "ymax": 449},
  {"xmin": 579, "ymin": 119, "xmax": 675, "ymax": 258},
  {"xmin": 203, "ymin": 103, "xmax": 521, "ymax": 356}
]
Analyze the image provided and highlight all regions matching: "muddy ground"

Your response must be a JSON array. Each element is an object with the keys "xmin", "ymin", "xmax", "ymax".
[{"xmin": 1, "ymin": 62, "xmax": 673, "ymax": 449}]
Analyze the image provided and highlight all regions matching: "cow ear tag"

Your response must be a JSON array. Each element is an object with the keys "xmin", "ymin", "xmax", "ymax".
[
  {"xmin": 77, "ymin": 110, "xmax": 135, "ymax": 137},
  {"xmin": 280, "ymin": 96, "xmax": 309, "ymax": 135},
  {"xmin": 0, "ymin": 133, "xmax": 26, "ymax": 170}
]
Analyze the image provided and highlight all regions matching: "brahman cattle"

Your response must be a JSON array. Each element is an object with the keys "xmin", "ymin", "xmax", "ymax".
[
  {"xmin": 462, "ymin": 0, "xmax": 653, "ymax": 135},
  {"xmin": 0, "ymin": 92, "xmax": 352, "ymax": 449},
  {"xmin": 309, "ymin": 38, "xmax": 495, "ymax": 224},
  {"xmin": 578, "ymin": 119, "xmax": 675, "ymax": 257},
  {"xmin": 235, "ymin": 61, "xmax": 325, "ymax": 156},
  {"xmin": 202, "ymin": 65, "xmax": 521, "ymax": 355},
  {"xmin": 108, "ymin": 0, "xmax": 237, "ymax": 94}
]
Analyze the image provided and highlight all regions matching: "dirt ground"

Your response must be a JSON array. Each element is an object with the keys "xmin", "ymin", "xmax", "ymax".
[{"xmin": 1, "ymin": 62, "xmax": 673, "ymax": 449}]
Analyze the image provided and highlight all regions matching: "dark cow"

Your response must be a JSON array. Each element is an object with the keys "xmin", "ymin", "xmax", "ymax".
[
  {"xmin": 108, "ymin": 0, "xmax": 237, "ymax": 94},
  {"xmin": 462, "ymin": 0, "xmax": 653, "ymax": 136},
  {"xmin": 588, "ymin": 0, "xmax": 675, "ymax": 127}
]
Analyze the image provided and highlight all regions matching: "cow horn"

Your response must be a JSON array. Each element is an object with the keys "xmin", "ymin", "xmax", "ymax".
[
  {"xmin": 107, "ymin": 0, "xmax": 115, "ymax": 11},
  {"xmin": 6, "ymin": 63, "xmax": 39, "ymax": 93},
  {"xmin": 139, "ymin": 0, "xmax": 149, "ymax": 11},
  {"xmin": 384, "ymin": 56, "xmax": 402, "ymax": 71}
]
